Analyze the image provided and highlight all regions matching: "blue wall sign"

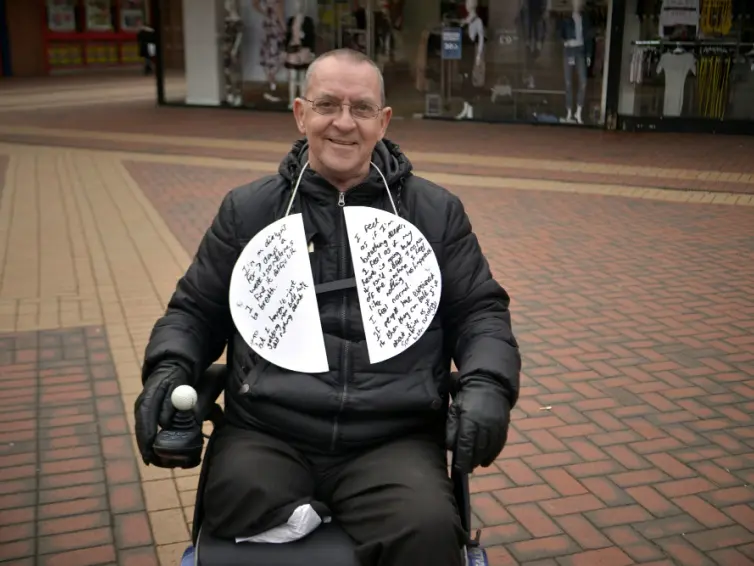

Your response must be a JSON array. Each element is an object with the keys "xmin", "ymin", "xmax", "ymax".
[{"xmin": 441, "ymin": 28, "xmax": 462, "ymax": 60}]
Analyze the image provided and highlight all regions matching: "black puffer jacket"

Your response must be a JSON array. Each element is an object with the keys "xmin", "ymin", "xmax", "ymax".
[{"xmin": 142, "ymin": 139, "xmax": 520, "ymax": 452}]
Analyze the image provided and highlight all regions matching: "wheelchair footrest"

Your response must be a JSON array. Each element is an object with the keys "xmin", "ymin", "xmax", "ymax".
[{"xmin": 466, "ymin": 545, "xmax": 489, "ymax": 566}]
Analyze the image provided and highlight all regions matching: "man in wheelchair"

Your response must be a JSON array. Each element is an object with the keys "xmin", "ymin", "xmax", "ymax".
[{"xmin": 135, "ymin": 48, "xmax": 521, "ymax": 566}]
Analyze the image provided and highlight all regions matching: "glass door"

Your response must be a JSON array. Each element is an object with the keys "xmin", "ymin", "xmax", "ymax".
[{"xmin": 374, "ymin": 0, "xmax": 428, "ymax": 117}]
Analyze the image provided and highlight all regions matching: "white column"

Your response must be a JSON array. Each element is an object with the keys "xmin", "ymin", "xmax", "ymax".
[
  {"xmin": 618, "ymin": 0, "xmax": 640, "ymax": 115},
  {"xmin": 182, "ymin": 0, "xmax": 224, "ymax": 106}
]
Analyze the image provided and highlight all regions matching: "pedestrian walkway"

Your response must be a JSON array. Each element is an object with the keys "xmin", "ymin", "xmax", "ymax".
[
  {"xmin": 0, "ymin": 98, "xmax": 753, "ymax": 565},
  {"xmin": 2, "ymin": 97, "xmax": 754, "ymax": 196}
]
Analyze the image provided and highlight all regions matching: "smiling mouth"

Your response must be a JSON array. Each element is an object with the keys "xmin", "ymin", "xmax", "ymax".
[{"xmin": 328, "ymin": 138, "xmax": 357, "ymax": 146}]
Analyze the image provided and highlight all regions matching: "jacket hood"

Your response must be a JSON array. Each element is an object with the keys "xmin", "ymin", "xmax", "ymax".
[{"xmin": 278, "ymin": 138, "xmax": 414, "ymax": 190}]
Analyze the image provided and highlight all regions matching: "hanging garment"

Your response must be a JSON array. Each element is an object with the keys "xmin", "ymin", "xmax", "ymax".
[
  {"xmin": 284, "ymin": 15, "xmax": 316, "ymax": 70},
  {"xmin": 630, "ymin": 47, "xmax": 646, "ymax": 84},
  {"xmin": 259, "ymin": 0, "xmax": 286, "ymax": 77},
  {"xmin": 657, "ymin": 50, "xmax": 696, "ymax": 116},
  {"xmin": 700, "ymin": 0, "xmax": 733, "ymax": 36},
  {"xmin": 727, "ymin": 60, "xmax": 754, "ymax": 119},
  {"xmin": 697, "ymin": 49, "xmax": 733, "ymax": 119},
  {"xmin": 659, "ymin": 0, "xmax": 700, "ymax": 32}
]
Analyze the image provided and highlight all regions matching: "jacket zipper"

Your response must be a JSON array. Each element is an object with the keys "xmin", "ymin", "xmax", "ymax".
[{"xmin": 330, "ymin": 190, "xmax": 349, "ymax": 451}]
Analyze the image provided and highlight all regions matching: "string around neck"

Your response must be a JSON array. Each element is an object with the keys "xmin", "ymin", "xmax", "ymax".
[{"xmin": 284, "ymin": 160, "xmax": 399, "ymax": 217}]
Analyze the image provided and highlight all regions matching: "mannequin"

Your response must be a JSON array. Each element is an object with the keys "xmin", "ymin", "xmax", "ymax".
[
  {"xmin": 558, "ymin": 0, "xmax": 593, "ymax": 124},
  {"xmin": 223, "ymin": 0, "xmax": 244, "ymax": 106},
  {"xmin": 284, "ymin": 0, "xmax": 316, "ymax": 109},
  {"xmin": 520, "ymin": 0, "xmax": 546, "ymax": 54},
  {"xmin": 253, "ymin": 0, "xmax": 286, "ymax": 103},
  {"xmin": 455, "ymin": 0, "xmax": 485, "ymax": 120},
  {"xmin": 376, "ymin": 0, "xmax": 393, "ymax": 64}
]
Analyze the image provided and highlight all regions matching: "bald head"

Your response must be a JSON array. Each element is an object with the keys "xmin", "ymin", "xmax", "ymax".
[{"xmin": 302, "ymin": 48, "xmax": 386, "ymax": 106}]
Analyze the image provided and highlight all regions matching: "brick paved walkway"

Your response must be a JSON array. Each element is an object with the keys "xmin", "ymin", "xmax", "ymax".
[
  {"xmin": 1, "ymin": 75, "xmax": 754, "ymax": 196},
  {"xmin": 0, "ymin": 326, "xmax": 158, "ymax": 565},
  {"xmin": 0, "ymin": 81, "xmax": 753, "ymax": 565}
]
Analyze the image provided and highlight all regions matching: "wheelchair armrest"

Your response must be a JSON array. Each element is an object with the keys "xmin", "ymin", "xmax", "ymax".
[
  {"xmin": 194, "ymin": 364, "xmax": 228, "ymax": 424},
  {"xmin": 448, "ymin": 371, "xmax": 477, "ymax": 540},
  {"xmin": 451, "ymin": 467, "xmax": 472, "ymax": 537}
]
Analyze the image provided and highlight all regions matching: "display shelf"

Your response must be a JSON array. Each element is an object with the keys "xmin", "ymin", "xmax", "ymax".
[{"xmin": 41, "ymin": 0, "xmax": 146, "ymax": 74}]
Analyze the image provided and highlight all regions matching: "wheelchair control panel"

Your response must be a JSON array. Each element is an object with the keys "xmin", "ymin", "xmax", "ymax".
[{"xmin": 152, "ymin": 385, "xmax": 205, "ymax": 469}]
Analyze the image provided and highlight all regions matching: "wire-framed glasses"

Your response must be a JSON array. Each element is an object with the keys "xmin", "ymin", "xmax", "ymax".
[{"xmin": 302, "ymin": 97, "xmax": 383, "ymax": 120}]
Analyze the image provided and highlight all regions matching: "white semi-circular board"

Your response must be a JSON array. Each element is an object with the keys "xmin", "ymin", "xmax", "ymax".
[
  {"xmin": 228, "ymin": 214, "xmax": 329, "ymax": 373},
  {"xmin": 344, "ymin": 206, "xmax": 442, "ymax": 364}
]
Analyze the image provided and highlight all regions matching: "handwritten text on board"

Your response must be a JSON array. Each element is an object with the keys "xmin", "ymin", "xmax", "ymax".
[
  {"xmin": 344, "ymin": 207, "xmax": 442, "ymax": 364},
  {"xmin": 229, "ymin": 214, "xmax": 328, "ymax": 373}
]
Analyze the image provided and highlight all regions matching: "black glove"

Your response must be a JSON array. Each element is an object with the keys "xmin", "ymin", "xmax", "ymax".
[
  {"xmin": 134, "ymin": 362, "xmax": 191, "ymax": 466},
  {"xmin": 446, "ymin": 377, "xmax": 511, "ymax": 474}
]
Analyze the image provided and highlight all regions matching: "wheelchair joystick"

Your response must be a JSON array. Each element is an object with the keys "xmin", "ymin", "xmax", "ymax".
[{"xmin": 152, "ymin": 385, "xmax": 204, "ymax": 469}]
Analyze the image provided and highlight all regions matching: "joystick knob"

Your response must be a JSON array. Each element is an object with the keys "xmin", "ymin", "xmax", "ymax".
[
  {"xmin": 152, "ymin": 385, "xmax": 203, "ymax": 469},
  {"xmin": 171, "ymin": 385, "xmax": 198, "ymax": 412}
]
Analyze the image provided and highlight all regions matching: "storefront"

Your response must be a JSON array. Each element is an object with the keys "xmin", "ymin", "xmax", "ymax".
[
  {"xmin": 615, "ymin": 0, "xmax": 754, "ymax": 134},
  {"xmin": 153, "ymin": 0, "xmax": 754, "ymax": 134},
  {"xmin": 0, "ymin": 0, "xmax": 149, "ymax": 76}
]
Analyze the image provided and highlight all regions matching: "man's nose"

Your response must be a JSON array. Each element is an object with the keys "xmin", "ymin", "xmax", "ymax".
[{"xmin": 332, "ymin": 106, "xmax": 357, "ymax": 129}]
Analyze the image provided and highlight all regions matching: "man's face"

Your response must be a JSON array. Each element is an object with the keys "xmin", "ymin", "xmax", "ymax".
[{"xmin": 293, "ymin": 57, "xmax": 392, "ymax": 187}]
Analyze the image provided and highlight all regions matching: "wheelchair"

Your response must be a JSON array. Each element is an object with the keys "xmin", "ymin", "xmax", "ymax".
[{"xmin": 150, "ymin": 364, "xmax": 489, "ymax": 566}]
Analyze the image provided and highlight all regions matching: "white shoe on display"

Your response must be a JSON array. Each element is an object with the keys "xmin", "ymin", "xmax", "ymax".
[
  {"xmin": 560, "ymin": 109, "xmax": 576, "ymax": 124},
  {"xmin": 455, "ymin": 102, "xmax": 470, "ymax": 120}
]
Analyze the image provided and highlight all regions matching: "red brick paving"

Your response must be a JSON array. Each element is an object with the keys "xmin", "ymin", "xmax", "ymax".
[
  {"xmin": 1, "ymin": 132, "xmax": 749, "ymax": 196},
  {"xmin": 128, "ymin": 160, "xmax": 754, "ymax": 565},
  {"xmin": 0, "ymin": 326, "xmax": 159, "ymax": 565},
  {"xmin": 3, "ymin": 99, "xmax": 754, "ymax": 175}
]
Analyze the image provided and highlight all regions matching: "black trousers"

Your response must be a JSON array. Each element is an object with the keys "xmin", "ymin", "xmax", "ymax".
[{"xmin": 202, "ymin": 425, "xmax": 465, "ymax": 566}]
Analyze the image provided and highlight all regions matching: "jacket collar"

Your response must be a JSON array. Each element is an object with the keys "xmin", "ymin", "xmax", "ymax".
[{"xmin": 278, "ymin": 138, "xmax": 413, "ymax": 207}]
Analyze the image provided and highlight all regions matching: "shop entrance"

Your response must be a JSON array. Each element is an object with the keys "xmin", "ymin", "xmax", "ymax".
[{"xmin": 384, "ymin": 0, "xmax": 613, "ymax": 125}]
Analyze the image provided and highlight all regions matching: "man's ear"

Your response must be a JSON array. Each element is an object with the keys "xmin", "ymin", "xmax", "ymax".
[
  {"xmin": 378, "ymin": 106, "xmax": 393, "ymax": 140},
  {"xmin": 292, "ymin": 98, "xmax": 307, "ymax": 135}
]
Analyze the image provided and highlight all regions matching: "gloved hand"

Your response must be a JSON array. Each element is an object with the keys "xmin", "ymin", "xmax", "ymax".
[
  {"xmin": 446, "ymin": 377, "xmax": 511, "ymax": 474},
  {"xmin": 134, "ymin": 361, "xmax": 191, "ymax": 466}
]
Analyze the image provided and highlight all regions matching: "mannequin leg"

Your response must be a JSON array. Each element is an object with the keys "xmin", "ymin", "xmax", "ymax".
[
  {"xmin": 575, "ymin": 50, "xmax": 587, "ymax": 124},
  {"xmin": 455, "ymin": 45, "xmax": 480, "ymax": 120},
  {"xmin": 562, "ymin": 47, "xmax": 575, "ymax": 122},
  {"xmin": 230, "ymin": 31, "xmax": 243, "ymax": 106}
]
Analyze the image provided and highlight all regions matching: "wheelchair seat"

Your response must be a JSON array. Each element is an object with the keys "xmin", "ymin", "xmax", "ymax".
[
  {"xmin": 189, "ymin": 522, "xmax": 359, "ymax": 566},
  {"xmin": 161, "ymin": 364, "xmax": 488, "ymax": 566}
]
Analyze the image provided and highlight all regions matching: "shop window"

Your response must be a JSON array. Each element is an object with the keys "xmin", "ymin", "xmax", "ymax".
[
  {"xmin": 213, "ymin": 0, "xmax": 342, "ymax": 109},
  {"xmin": 410, "ymin": 0, "xmax": 610, "ymax": 124},
  {"xmin": 619, "ymin": 0, "xmax": 754, "ymax": 121}
]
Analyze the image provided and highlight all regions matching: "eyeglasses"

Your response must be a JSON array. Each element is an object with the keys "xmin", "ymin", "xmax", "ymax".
[{"xmin": 302, "ymin": 98, "xmax": 383, "ymax": 120}]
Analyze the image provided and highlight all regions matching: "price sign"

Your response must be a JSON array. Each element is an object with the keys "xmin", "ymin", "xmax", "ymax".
[{"xmin": 441, "ymin": 27, "xmax": 462, "ymax": 60}]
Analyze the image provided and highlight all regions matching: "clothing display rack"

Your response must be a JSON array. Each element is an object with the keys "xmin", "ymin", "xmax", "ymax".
[
  {"xmin": 631, "ymin": 39, "xmax": 754, "ymax": 47},
  {"xmin": 628, "ymin": 37, "xmax": 753, "ymax": 120},
  {"xmin": 697, "ymin": 46, "xmax": 733, "ymax": 118}
]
